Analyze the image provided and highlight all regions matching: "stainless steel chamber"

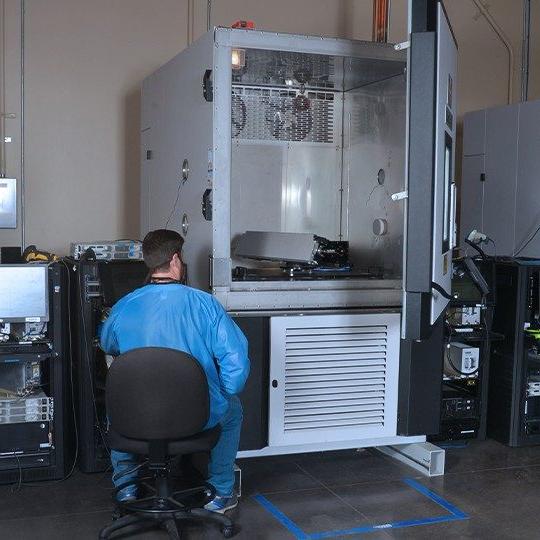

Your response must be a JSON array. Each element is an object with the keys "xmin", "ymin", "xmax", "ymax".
[{"xmin": 141, "ymin": 29, "xmax": 408, "ymax": 311}]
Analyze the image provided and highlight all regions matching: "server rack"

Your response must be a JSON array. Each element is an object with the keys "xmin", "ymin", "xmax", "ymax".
[
  {"xmin": 428, "ymin": 258, "xmax": 503, "ymax": 442},
  {"xmin": 488, "ymin": 260, "xmax": 540, "ymax": 446},
  {"xmin": 0, "ymin": 263, "xmax": 72, "ymax": 483},
  {"xmin": 71, "ymin": 259, "xmax": 147, "ymax": 473},
  {"xmin": 437, "ymin": 304, "xmax": 495, "ymax": 441}
]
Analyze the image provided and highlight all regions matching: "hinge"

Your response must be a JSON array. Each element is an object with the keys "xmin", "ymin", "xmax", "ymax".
[{"xmin": 394, "ymin": 41, "xmax": 410, "ymax": 51}]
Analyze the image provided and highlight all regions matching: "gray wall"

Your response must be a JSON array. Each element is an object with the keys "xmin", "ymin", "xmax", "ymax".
[{"xmin": 0, "ymin": 0, "xmax": 539, "ymax": 254}]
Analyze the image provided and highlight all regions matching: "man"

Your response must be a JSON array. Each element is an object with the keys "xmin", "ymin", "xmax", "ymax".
[{"xmin": 100, "ymin": 229, "xmax": 250, "ymax": 513}]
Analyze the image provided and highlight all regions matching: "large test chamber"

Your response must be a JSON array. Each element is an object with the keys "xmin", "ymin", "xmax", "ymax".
[{"xmin": 141, "ymin": 1, "xmax": 457, "ymax": 458}]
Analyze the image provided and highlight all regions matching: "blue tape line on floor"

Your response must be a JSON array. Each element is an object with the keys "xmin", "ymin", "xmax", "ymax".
[
  {"xmin": 254, "ymin": 478, "xmax": 469, "ymax": 539},
  {"xmin": 309, "ymin": 514, "xmax": 466, "ymax": 539},
  {"xmin": 404, "ymin": 478, "xmax": 469, "ymax": 519},
  {"xmin": 253, "ymin": 494, "xmax": 309, "ymax": 539}
]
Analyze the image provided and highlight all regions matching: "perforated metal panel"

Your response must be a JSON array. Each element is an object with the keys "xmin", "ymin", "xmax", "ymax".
[
  {"xmin": 231, "ymin": 87, "xmax": 335, "ymax": 143},
  {"xmin": 232, "ymin": 48, "xmax": 337, "ymax": 90},
  {"xmin": 269, "ymin": 313, "xmax": 400, "ymax": 446}
]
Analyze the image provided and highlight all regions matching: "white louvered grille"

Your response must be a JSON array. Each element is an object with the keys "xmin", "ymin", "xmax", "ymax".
[
  {"xmin": 231, "ymin": 86, "xmax": 335, "ymax": 143},
  {"xmin": 283, "ymin": 325, "xmax": 388, "ymax": 432}
]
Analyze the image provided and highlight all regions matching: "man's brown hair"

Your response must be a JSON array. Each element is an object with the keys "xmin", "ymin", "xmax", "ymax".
[{"xmin": 142, "ymin": 229, "xmax": 184, "ymax": 272}]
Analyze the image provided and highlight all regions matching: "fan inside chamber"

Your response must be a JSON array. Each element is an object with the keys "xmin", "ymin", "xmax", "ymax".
[
  {"xmin": 231, "ymin": 94, "xmax": 247, "ymax": 137},
  {"xmin": 264, "ymin": 94, "xmax": 313, "ymax": 141}
]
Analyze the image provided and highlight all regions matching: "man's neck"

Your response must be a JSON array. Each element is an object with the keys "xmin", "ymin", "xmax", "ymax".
[{"xmin": 151, "ymin": 271, "xmax": 177, "ymax": 281}]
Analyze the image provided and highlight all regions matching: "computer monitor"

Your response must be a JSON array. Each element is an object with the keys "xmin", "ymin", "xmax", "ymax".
[
  {"xmin": 0, "ymin": 264, "xmax": 49, "ymax": 322},
  {"xmin": 97, "ymin": 261, "xmax": 147, "ymax": 307}
]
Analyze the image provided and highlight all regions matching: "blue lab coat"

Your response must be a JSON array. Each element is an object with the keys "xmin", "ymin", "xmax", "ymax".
[{"xmin": 100, "ymin": 283, "xmax": 250, "ymax": 428}]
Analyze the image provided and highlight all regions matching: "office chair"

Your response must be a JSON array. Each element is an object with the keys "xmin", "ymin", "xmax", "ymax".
[{"xmin": 98, "ymin": 347, "xmax": 235, "ymax": 539}]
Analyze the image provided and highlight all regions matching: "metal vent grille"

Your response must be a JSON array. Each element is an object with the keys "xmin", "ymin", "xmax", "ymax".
[
  {"xmin": 231, "ymin": 86, "xmax": 335, "ymax": 143},
  {"xmin": 283, "ymin": 325, "xmax": 388, "ymax": 432},
  {"xmin": 269, "ymin": 313, "xmax": 400, "ymax": 447},
  {"xmin": 232, "ymin": 49, "xmax": 336, "ymax": 90}
]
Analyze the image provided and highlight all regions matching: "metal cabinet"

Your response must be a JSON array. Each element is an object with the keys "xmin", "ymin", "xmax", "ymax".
[{"xmin": 461, "ymin": 99, "xmax": 540, "ymax": 258}]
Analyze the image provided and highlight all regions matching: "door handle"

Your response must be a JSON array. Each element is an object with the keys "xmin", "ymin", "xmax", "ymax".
[
  {"xmin": 202, "ymin": 188, "xmax": 212, "ymax": 221},
  {"xmin": 202, "ymin": 69, "xmax": 213, "ymax": 102},
  {"xmin": 450, "ymin": 182, "xmax": 457, "ymax": 249}
]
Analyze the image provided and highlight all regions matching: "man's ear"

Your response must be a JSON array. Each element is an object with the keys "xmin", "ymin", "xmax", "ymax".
[{"xmin": 176, "ymin": 253, "xmax": 185, "ymax": 283}]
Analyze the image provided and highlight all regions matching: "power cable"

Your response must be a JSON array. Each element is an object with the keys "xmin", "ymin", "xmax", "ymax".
[
  {"xmin": 515, "ymin": 223, "xmax": 540, "ymax": 257},
  {"xmin": 165, "ymin": 182, "xmax": 184, "ymax": 230}
]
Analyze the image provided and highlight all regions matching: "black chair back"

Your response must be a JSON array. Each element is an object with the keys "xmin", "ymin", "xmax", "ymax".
[{"xmin": 106, "ymin": 347, "xmax": 210, "ymax": 441}]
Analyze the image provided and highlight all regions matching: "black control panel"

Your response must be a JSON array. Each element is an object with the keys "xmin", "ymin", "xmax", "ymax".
[{"xmin": 442, "ymin": 395, "xmax": 479, "ymax": 420}]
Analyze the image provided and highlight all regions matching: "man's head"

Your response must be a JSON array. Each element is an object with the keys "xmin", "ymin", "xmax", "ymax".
[{"xmin": 142, "ymin": 229, "xmax": 185, "ymax": 281}]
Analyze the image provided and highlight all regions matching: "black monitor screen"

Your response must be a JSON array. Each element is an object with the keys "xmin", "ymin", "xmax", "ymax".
[{"xmin": 97, "ymin": 261, "xmax": 148, "ymax": 307}]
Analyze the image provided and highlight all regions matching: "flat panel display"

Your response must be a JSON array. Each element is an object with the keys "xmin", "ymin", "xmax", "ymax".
[{"xmin": 0, "ymin": 265, "xmax": 49, "ymax": 322}]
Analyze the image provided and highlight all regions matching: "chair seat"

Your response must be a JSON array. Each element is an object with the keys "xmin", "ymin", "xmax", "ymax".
[{"xmin": 108, "ymin": 425, "xmax": 221, "ymax": 456}]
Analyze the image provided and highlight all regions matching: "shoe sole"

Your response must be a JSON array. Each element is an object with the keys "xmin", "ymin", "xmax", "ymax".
[
  {"xmin": 117, "ymin": 496, "xmax": 137, "ymax": 503},
  {"xmin": 116, "ymin": 495, "xmax": 137, "ymax": 503},
  {"xmin": 206, "ymin": 500, "xmax": 239, "ymax": 514}
]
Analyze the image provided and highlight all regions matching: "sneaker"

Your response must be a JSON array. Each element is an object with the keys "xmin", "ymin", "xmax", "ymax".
[
  {"xmin": 116, "ymin": 485, "xmax": 138, "ymax": 502},
  {"xmin": 204, "ymin": 493, "xmax": 238, "ymax": 514}
]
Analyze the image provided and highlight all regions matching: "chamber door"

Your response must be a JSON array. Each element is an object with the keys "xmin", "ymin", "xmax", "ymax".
[{"xmin": 402, "ymin": 1, "xmax": 457, "ymax": 340}]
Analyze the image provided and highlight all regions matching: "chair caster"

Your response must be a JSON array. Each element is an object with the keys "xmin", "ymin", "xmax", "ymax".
[{"xmin": 221, "ymin": 525, "xmax": 235, "ymax": 538}]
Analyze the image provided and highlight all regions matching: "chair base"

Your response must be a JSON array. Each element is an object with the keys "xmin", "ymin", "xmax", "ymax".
[
  {"xmin": 99, "ymin": 474, "xmax": 235, "ymax": 539},
  {"xmin": 99, "ymin": 507, "xmax": 235, "ymax": 539}
]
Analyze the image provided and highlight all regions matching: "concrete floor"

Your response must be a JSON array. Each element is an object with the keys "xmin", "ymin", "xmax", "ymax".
[{"xmin": 0, "ymin": 439, "xmax": 539, "ymax": 539}]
